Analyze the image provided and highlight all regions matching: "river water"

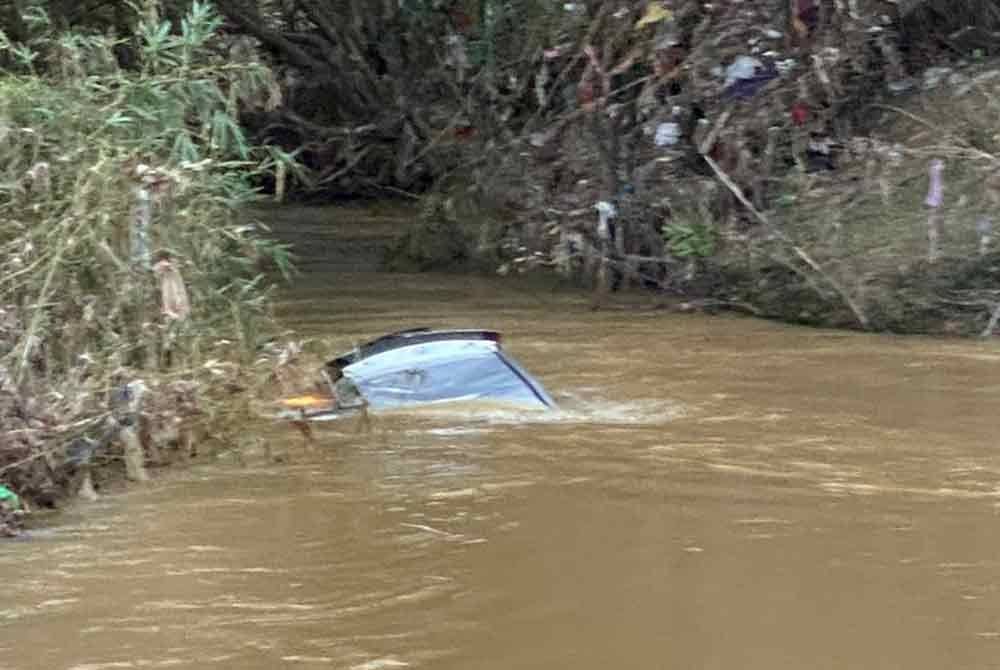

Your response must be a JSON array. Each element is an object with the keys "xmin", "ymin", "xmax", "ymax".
[{"xmin": 4, "ymin": 206, "xmax": 1000, "ymax": 669}]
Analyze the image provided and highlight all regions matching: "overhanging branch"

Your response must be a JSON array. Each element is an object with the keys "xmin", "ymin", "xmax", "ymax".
[{"xmin": 215, "ymin": 0, "xmax": 326, "ymax": 71}]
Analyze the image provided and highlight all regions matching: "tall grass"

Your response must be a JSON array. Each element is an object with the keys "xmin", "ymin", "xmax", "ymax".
[{"xmin": 0, "ymin": 1, "xmax": 298, "ymax": 503}]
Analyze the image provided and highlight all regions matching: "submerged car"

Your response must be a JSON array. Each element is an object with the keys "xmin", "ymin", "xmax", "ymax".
[{"xmin": 280, "ymin": 328, "xmax": 555, "ymax": 420}]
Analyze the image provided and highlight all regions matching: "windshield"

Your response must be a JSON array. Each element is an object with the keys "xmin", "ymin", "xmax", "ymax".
[{"xmin": 341, "ymin": 340, "xmax": 553, "ymax": 410}]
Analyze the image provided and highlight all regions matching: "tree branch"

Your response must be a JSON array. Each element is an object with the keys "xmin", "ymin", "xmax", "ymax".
[
  {"xmin": 697, "ymin": 112, "xmax": 869, "ymax": 330},
  {"xmin": 215, "ymin": 0, "xmax": 326, "ymax": 71}
]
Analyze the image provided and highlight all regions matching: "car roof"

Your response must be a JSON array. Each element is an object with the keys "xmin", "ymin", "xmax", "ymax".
[
  {"xmin": 327, "ymin": 329, "xmax": 501, "ymax": 372},
  {"xmin": 341, "ymin": 337, "xmax": 554, "ymax": 410}
]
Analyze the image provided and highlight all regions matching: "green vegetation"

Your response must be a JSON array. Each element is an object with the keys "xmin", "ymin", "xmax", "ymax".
[
  {"xmin": 663, "ymin": 220, "xmax": 717, "ymax": 261},
  {"xmin": 203, "ymin": 0, "xmax": 998, "ymax": 335},
  {"xmin": 0, "ymin": 1, "xmax": 296, "ymax": 518}
]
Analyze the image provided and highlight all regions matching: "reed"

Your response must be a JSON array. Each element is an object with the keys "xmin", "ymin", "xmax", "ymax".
[{"xmin": 0, "ymin": 2, "xmax": 299, "ymax": 512}]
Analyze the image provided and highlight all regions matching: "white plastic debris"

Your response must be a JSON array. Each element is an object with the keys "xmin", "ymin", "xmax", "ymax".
[
  {"xmin": 977, "ymin": 216, "xmax": 993, "ymax": 236},
  {"xmin": 887, "ymin": 78, "xmax": 915, "ymax": 93},
  {"xmin": 444, "ymin": 34, "xmax": 469, "ymax": 71},
  {"xmin": 925, "ymin": 159, "xmax": 944, "ymax": 208},
  {"xmin": 948, "ymin": 72, "xmax": 967, "ymax": 87},
  {"xmin": 724, "ymin": 56, "xmax": 762, "ymax": 87},
  {"xmin": 654, "ymin": 122, "xmax": 681, "ymax": 147},
  {"xmin": 528, "ymin": 131, "xmax": 550, "ymax": 147},
  {"xmin": 655, "ymin": 31, "xmax": 681, "ymax": 50},
  {"xmin": 922, "ymin": 67, "xmax": 953, "ymax": 90},
  {"xmin": 977, "ymin": 216, "xmax": 993, "ymax": 256},
  {"xmin": 776, "ymin": 58, "xmax": 797, "ymax": 74},
  {"xmin": 595, "ymin": 201, "xmax": 617, "ymax": 238},
  {"xmin": 125, "ymin": 380, "xmax": 148, "ymax": 409}
]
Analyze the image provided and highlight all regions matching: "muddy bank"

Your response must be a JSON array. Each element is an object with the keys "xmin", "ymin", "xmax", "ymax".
[
  {"xmin": 686, "ymin": 252, "xmax": 1000, "ymax": 336},
  {"xmin": 335, "ymin": 199, "xmax": 1000, "ymax": 337}
]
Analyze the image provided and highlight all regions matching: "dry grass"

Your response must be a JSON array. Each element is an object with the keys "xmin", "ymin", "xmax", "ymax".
[
  {"xmin": 0, "ymin": 3, "xmax": 301, "ymax": 511},
  {"xmin": 702, "ymin": 59, "xmax": 1000, "ymax": 332}
]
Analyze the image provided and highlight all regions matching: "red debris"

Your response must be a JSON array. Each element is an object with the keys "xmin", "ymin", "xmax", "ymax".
[{"xmin": 791, "ymin": 102, "xmax": 810, "ymax": 126}]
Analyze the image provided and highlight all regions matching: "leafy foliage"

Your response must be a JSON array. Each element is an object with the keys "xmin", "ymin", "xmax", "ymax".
[
  {"xmin": 662, "ymin": 221, "xmax": 716, "ymax": 259},
  {"xmin": 0, "ymin": 1, "xmax": 297, "ymax": 500}
]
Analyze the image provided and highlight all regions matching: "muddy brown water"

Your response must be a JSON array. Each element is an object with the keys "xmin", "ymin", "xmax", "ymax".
[{"xmin": 4, "ymin": 205, "xmax": 1000, "ymax": 669}]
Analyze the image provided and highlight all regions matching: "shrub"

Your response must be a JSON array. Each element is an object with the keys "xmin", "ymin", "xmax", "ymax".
[{"xmin": 0, "ymin": 1, "xmax": 296, "ymax": 502}]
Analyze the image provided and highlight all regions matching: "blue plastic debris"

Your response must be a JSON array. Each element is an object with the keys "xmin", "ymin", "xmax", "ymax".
[{"xmin": 722, "ymin": 63, "xmax": 779, "ymax": 100}]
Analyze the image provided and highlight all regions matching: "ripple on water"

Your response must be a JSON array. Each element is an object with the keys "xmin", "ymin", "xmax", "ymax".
[
  {"xmin": 381, "ymin": 393, "xmax": 686, "ymax": 427},
  {"xmin": 11, "ymin": 281, "xmax": 1000, "ymax": 670}
]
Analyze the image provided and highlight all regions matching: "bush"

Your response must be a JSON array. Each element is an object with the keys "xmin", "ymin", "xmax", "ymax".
[{"xmin": 0, "ymin": 1, "xmax": 296, "ymax": 504}]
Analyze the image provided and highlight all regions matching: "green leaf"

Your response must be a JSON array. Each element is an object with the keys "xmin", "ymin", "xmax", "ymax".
[
  {"xmin": 172, "ymin": 132, "xmax": 201, "ymax": 163},
  {"xmin": 105, "ymin": 112, "xmax": 134, "ymax": 128}
]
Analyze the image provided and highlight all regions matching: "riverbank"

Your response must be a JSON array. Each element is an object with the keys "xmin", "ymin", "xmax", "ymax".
[
  {"xmin": 268, "ymin": 198, "xmax": 1000, "ymax": 337},
  {"xmin": 355, "ymin": 57, "xmax": 1000, "ymax": 338},
  {"xmin": 0, "ymin": 8, "xmax": 296, "ymax": 536}
]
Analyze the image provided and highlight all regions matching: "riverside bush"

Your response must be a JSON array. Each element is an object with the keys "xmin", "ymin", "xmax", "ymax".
[{"xmin": 0, "ymin": 1, "xmax": 297, "ymax": 506}]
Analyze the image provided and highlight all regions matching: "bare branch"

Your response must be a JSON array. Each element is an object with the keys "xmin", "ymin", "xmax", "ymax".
[{"xmin": 216, "ymin": 0, "xmax": 326, "ymax": 71}]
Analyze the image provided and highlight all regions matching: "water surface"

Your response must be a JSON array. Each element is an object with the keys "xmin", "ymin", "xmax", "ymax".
[{"xmin": 4, "ymin": 205, "xmax": 1000, "ymax": 669}]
